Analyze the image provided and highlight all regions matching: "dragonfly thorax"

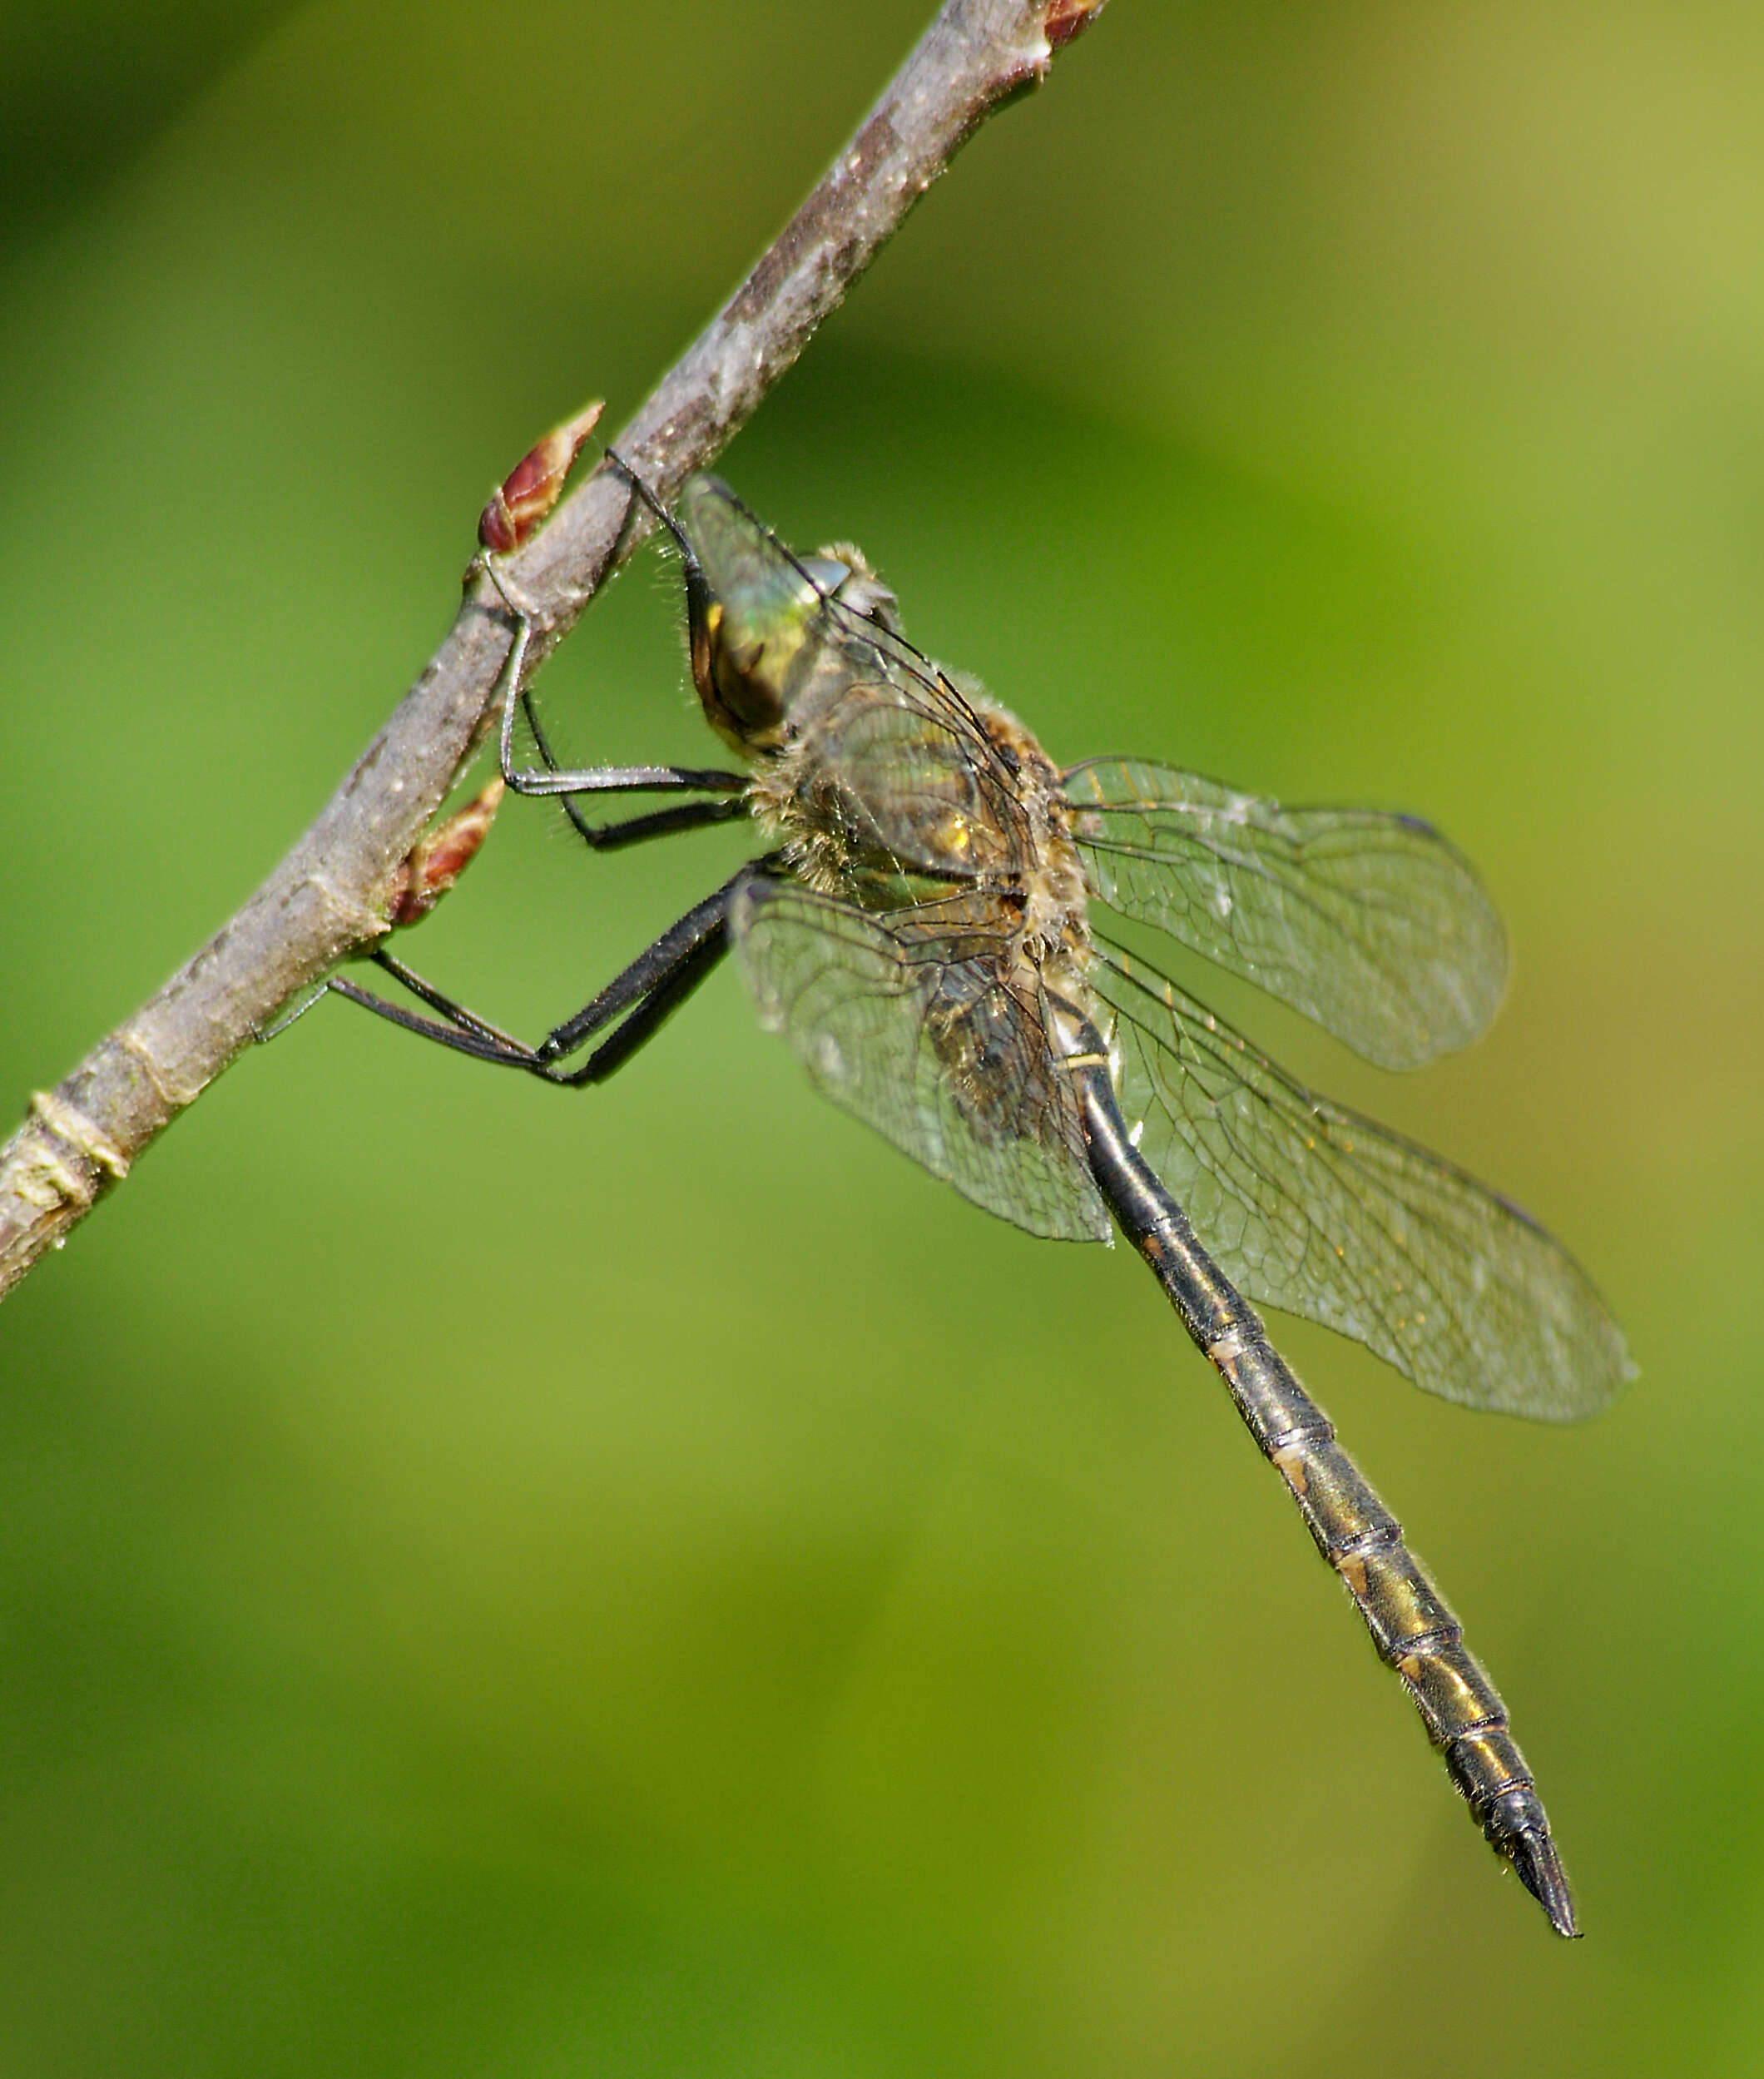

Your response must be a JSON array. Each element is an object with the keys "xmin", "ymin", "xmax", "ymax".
[
  {"xmin": 670, "ymin": 479, "xmax": 1093, "ymax": 987},
  {"xmin": 749, "ymin": 683, "xmax": 1094, "ymax": 990}
]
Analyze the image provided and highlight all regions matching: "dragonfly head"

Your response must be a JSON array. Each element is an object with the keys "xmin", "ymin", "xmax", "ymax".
[{"xmin": 671, "ymin": 475, "xmax": 899, "ymax": 755}]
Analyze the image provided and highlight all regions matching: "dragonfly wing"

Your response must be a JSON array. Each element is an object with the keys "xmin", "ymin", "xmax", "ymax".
[
  {"xmin": 1088, "ymin": 941, "xmax": 1632, "ymax": 1419},
  {"xmin": 731, "ymin": 877, "xmax": 1111, "ymax": 1243},
  {"xmin": 1063, "ymin": 759, "xmax": 1509, "ymax": 1069}
]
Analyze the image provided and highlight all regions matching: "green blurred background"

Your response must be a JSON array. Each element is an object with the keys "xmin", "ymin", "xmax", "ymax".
[{"xmin": 2, "ymin": 2, "xmax": 1760, "ymax": 2072}]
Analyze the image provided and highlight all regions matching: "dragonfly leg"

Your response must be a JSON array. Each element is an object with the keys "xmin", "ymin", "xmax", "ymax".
[
  {"xmin": 1071, "ymin": 1042, "xmax": 1578, "ymax": 1939},
  {"xmin": 520, "ymin": 690, "xmax": 747, "ymax": 851},
  {"xmin": 513, "ymin": 662, "xmax": 746, "ymax": 812},
  {"xmin": 477, "ymin": 543, "xmax": 746, "ymax": 811},
  {"xmin": 325, "ymin": 972, "xmax": 544, "ymax": 1069},
  {"xmin": 562, "ymin": 797, "xmax": 746, "ymax": 851},
  {"xmin": 538, "ymin": 875, "xmax": 736, "ymax": 1085},
  {"xmin": 500, "ymin": 742, "xmax": 746, "ymax": 806},
  {"xmin": 507, "ymin": 638, "xmax": 746, "ymax": 851},
  {"xmin": 320, "ymin": 871, "xmax": 743, "ymax": 1088}
]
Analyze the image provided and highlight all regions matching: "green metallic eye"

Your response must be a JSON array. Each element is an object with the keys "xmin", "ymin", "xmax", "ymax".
[
  {"xmin": 673, "ymin": 478, "xmax": 898, "ymax": 752},
  {"xmin": 672, "ymin": 479, "xmax": 818, "ymax": 747}
]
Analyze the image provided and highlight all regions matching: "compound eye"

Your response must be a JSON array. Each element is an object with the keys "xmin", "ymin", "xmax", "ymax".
[
  {"xmin": 686, "ymin": 569, "xmax": 787, "ymax": 744},
  {"xmin": 672, "ymin": 479, "xmax": 883, "ymax": 752},
  {"xmin": 805, "ymin": 547, "xmax": 902, "ymax": 634},
  {"xmin": 799, "ymin": 553, "xmax": 853, "ymax": 595}
]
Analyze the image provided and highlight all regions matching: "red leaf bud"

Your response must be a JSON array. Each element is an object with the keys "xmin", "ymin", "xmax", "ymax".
[
  {"xmin": 387, "ymin": 778, "xmax": 506, "ymax": 927},
  {"xmin": 478, "ymin": 399, "xmax": 605, "ymax": 553}
]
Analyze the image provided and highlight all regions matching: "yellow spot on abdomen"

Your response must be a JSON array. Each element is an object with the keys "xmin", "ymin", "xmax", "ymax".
[{"xmin": 1273, "ymin": 1446, "xmax": 1309, "ymax": 1496}]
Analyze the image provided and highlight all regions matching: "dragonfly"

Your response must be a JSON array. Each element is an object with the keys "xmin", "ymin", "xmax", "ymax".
[{"xmin": 321, "ymin": 468, "xmax": 1631, "ymax": 1938}]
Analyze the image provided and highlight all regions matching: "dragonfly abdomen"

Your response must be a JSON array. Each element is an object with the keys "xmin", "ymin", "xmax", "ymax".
[
  {"xmin": 1221, "ymin": 1334, "xmax": 1573, "ymax": 1931},
  {"xmin": 1070, "ymin": 1047, "xmax": 1578, "ymax": 1938}
]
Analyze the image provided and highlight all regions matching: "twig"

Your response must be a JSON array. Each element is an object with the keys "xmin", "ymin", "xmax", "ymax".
[{"xmin": 0, "ymin": 0, "xmax": 1108, "ymax": 1303}]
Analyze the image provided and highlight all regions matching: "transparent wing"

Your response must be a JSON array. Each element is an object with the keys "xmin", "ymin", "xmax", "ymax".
[
  {"xmin": 731, "ymin": 877, "xmax": 1110, "ymax": 1243},
  {"xmin": 1088, "ymin": 941, "xmax": 1631, "ymax": 1419},
  {"xmin": 1063, "ymin": 759, "xmax": 1509, "ymax": 1069}
]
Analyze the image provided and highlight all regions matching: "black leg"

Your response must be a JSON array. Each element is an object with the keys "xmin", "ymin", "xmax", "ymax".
[
  {"xmin": 475, "ymin": 477, "xmax": 745, "ymax": 845},
  {"xmin": 326, "ymin": 976, "xmax": 544, "ymax": 1069},
  {"xmin": 329, "ymin": 871, "xmax": 748, "ymax": 1087},
  {"xmin": 536, "ymin": 876, "xmax": 737, "ymax": 1061},
  {"xmin": 516, "ymin": 692, "xmax": 746, "ymax": 849},
  {"xmin": 551, "ymin": 924, "xmax": 728, "ymax": 1086},
  {"xmin": 368, "ymin": 950, "xmax": 532, "ymax": 1050},
  {"xmin": 566, "ymin": 797, "xmax": 746, "ymax": 851}
]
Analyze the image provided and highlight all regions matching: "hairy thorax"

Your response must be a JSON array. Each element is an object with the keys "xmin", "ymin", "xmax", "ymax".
[{"xmin": 747, "ymin": 674, "xmax": 1095, "ymax": 1005}]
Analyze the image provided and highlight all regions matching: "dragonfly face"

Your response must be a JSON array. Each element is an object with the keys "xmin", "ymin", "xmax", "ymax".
[{"xmin": 334, "ymin": 469, "xmax": 1632, "ymax": 1938}]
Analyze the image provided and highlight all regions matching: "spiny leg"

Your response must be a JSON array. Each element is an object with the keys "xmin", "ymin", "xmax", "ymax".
[
  {"xmin": 516, "ymin": 690, "xmax": 746, "ymax": 850},
  {"xmin": 275, "ymin": 561, "xmax": 749, "ymax": 1057},
  {"xmin": 1067, "ymin": 1027, "xmax": 1578, "ymax": 1938},
  {"xmin": 330, "ymin": 871, "xmax": 746, "ymax": 1088},
  {"xmin": 569, "ymin": 797, "xmax": 746, "ymax": 851},
  {"xmin": 549, "ymin": 924, "xmax": 727, "ymax": 1086},
  {"xmin": 264, "ymin": 789, "xmax": 742, "ymax": 1045},
  {"xmin": 529, "ymin": 874, "xmax": 747, "ymax": 1085},
  {"xmin": 475, "ymin": 542, "xmax": 745, "ymax": 812},
  {"xmin": 326, "ymin": 974, "xmax": 542, "ymax": 1070}
]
